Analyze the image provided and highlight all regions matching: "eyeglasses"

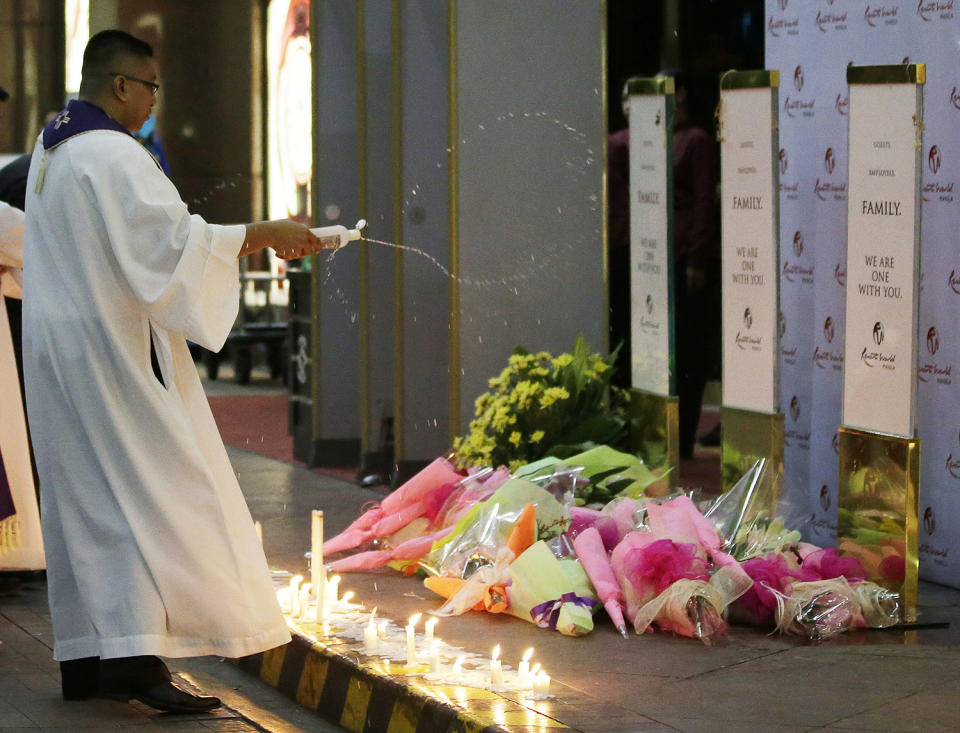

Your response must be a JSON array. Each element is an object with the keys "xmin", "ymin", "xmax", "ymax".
[{"xmin": 110, "ymin": 72, "xmax": 160, "ymax": 97}]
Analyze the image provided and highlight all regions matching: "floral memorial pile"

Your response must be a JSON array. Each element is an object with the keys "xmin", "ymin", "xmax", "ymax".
[{"xmin": 323, "ymin": 339, "xmax": 902, "ymax": 643}]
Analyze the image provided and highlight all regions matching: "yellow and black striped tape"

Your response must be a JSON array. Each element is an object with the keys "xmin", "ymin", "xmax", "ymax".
[{"xmin": 237, "ymin": 630, "xmax": 570, "ymax": 732}]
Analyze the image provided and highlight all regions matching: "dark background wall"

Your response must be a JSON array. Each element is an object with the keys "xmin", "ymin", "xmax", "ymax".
[{"xmin": 0, "ymin": 0, "xmax": 65, "ymax": 153}]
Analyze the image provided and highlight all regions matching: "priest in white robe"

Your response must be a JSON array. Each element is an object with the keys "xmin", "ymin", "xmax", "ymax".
[{"xmin": 23, "ymin": 30, "xmax": 323, "ymax": 713}]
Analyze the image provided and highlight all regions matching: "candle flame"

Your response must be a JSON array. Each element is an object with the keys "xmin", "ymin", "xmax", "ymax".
[
  {"xmin": 452, "ymin": 654, "xmax": 465, "ymax": 674},
  {"xmin": 329, "ymin": 575, "xmax": 341, "ymax": 585},
  {"xmin": 340, "ymin": 591, "xmax": 355, "ymax": 604},
  {"xmin": 522, "ymin": 647, "xmax": 534, "ymax": 662},
  {"xmin": 492, "ymin": 644, "xmax": 501, "ymax": 661},
  {"xmin": 368, "ymin": 608, "xmax": 378, "ymax": 626},
  {"xmin": 289, "ymin": 574, "xmax": 304, "ymax": 587},
  {"xmin": 408, "ymin": 612, "xmax": 422, "ymax": 627},
  {"xmin": 531, "ymin": 663, "xmax": 541, "ymax": 676},
  {"xmin": 425, "ymin": 617, "xmax": 438, "ymax": 630}
]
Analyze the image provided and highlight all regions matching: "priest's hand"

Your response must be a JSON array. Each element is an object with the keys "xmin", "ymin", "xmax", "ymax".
[{"xmin": 240, "ymin": 219, "xmax": 322, "ymax": 260}]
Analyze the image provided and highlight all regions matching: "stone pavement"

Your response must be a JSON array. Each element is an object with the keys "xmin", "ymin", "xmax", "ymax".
[
  {"xmin": 229, "ymin": 444, "xmax": 960, "ymax": 733},
  {"xmin": 0, "ymin": 569, "xmax": 341, "ymax": 731}
]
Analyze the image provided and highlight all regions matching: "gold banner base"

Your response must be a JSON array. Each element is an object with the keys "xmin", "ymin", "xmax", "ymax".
[
  {"xmin": 629, "ymin": 389, "xmax": 679, "ymax": 476},
  {"xmin": 720, "ymin": 407, "xmax": 784, "ymax": 505},
  {"xmin": 837, "ymin": 426, "xmax": 920, "ymax": 623}
]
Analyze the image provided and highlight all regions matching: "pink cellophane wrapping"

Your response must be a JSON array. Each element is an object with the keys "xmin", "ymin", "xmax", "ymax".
[{"xmin": 572, "ymin": 527, "xmax": 626, "ymax": 632}]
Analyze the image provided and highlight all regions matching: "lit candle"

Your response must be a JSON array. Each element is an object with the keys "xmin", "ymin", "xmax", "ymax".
[
  {"xmin": 254, "ymin": 520, "xmax": 263, "ymax": 545},
  {"xmin": 339, "ymin": 591, "xmax": 355, "ymax": 608},
  {"xmin": 424, "ymin": 617, "xmax": 438, "ymax": 644},
  {"xmin": 452, "ymin": 655, "xmax": 465, "ymax": 680},
  {"xmin": 406, "ymin": 613, "xmax": 422, "ymax": 667},
  {"xmin": 533, "ymin": 671, "xmax": 551, "ymax": 697},
  {"xmin": 490, "ymin": 644, "xmax": 503, "ymax": 688},
  {"xmin": 289, "ymin": 575, "xmax": 303, "ymax": 618},
  {"xmin": 429, "ymin": 640, "xmax": 441, "ymax": 675},
  {"xmin": 378, "ymin": 620, "xmax": 389, "ymax": 640},
  {"xmin": 311, "ymin": 510, "xmax": 325, "ymax": 606},
  {"xmin": 364, "ymin": 608, "xmax": 379, "ymax": 654},
  {"xmin": 325, "ymin": 575, "xmax": 340, "ymax": 610},
  {"xmin": 276, "ymin": 587, "xmax": 292, "ymax": 614},
  {"xmin": 530, "ymin": 663, "xmax": 542, "ymax": 680},
  {"xmin": 298, "ymin": 582, "xmax": 312, "ymax": 620},
  {"xmin": 518, "ymin": 647, "xmax": 534, "ymax": 688}
]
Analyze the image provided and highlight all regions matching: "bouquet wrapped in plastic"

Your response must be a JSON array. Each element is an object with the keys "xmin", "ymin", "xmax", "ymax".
[
  {"xmin": 773, "ymin": 577, "xmax": 900, "ymax": 641},
  {"xmin": 507, "ymin": 540, "xmax": 598, "ymax": 636}
]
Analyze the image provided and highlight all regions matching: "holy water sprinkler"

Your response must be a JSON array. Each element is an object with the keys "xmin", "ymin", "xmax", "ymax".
[{"xmin": 310, "ymin": 218, "xmax": 367, "ymax": 250}]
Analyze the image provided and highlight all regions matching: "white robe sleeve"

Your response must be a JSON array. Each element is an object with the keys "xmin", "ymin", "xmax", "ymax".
[
  {"xmin": 78, "ymin": 137, "xmax": 244, "ymax": 350},
  {"xmin": 0, "ymin": 201, "xmax": 24, "ymax": 299}
]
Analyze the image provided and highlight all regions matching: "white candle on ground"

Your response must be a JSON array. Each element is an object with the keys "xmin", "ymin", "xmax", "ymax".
[
  {"xmin": 289, "ymin": 575, "xmax": 303, "ymax": 618},
  {"xmin": 311, "ymin": 510, "xmax": 325, "ymax": 604},
  {"xmin": 533, "ymin": 672, "xmax": 551, "ymax": 697},
  {"xmin": 364, "ymin": 608, "xmax": 379, "ymax": 654},
  {"xmin": 424, "ymin": 617, "xmax": 438, "ymax": 644},
  {"xmin": 325, "ymin": 576, "xmax": 340, "ymax": 610},
  {"xmin": 490, "ymin": 644, "xmax": 503, "ymax": 688},
  {"xmin": 298, "ymin": 582, "xmax": 313, "ymax": 621},
  {"xmin": 406, "ymin": 613, "xmax": 422, "ymax": 667},
  {"xmin": 276, "ymin": 587, "xmax": 292, "ymax": 614},
  {"xmin": 518, "ymin": 647, "xmax": 534, "ymax": 688},
  {"xmin": 429, "ymin": 640, "xmax": 441, "ymax": 675}
]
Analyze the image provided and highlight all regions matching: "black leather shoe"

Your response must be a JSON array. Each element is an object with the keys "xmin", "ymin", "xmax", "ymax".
[
  {"xmin": 123, "ymin": 680, "xmax": 221, "ymax": 714},
  {"xmin": 61, "ymin": 656, "xmax": 100, "ymax": 700},
  {"xmin": 100, "ymin": 655, "xmax": 221, "ymax": 713}
]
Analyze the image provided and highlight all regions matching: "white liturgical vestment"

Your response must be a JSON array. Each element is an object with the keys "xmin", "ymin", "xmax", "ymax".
[
  {"xmin": 0, "ymin": 200, "xmax": 44, "ymax": 569},
  {"xmin": 23, "ymin": 108, "xmax": 290, "ymax": 661}
]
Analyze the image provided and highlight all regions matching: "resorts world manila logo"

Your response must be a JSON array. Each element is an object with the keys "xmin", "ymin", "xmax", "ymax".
[
  {"xmin": 784, "ymin": 65, "xmax": 814, "ymax": 118},
  {"xmin": 861, "ymin": 321, "xmax": 896, "ymax": 369},
  {"xmin": 815, "ymin": 4, "xmax": 849, "ymax": 31},
  {"xmin": 768, "ymin": 1, "xmax": 799, "ymax": 37},
  {"xmin": 864, "ymin": 4, "xmax": 900, "ymax": 26},
  {"xmin": 779, "ymin": 148, "xmax": 799, "ymax": 200},
  {"xmin": 917, "ymin": 0, "xmax": 955, "ymax": 22},
  {"xmin": 815, "ymin": 146, "xmax": 846, "ymax": 200},
  {"xmin": 736, "ymin": 307, "xmax": 761, "ymax": 351},
  {"xmin": 783, "ymin": 229, "xmax": 812, "ymax": 285},
  {"xmin": 814, "ymin": 315, "xmax": 843, "ymax": 370},
  {"xmin": 639, "ymin": 293, "xmax": 659, "ymax": 335},
  {"xmin": 924, "ymin": 506, "xmax": 936, "ymax": 535},
  {"xmin": 923, "ymin": 144, "xmax": 954, "ymax": 203},
  {"xmin": 919, "ymin": 324, "xmax": 953, "ymax": 385},
  {"xmin": 947, "ymin": 432, "xmax": 960, "ymax": 479}
]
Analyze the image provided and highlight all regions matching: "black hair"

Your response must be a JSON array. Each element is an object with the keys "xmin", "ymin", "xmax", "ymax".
[{"xmin": 81, "ymin": 30, "xmax": 153, "ymax": 83}]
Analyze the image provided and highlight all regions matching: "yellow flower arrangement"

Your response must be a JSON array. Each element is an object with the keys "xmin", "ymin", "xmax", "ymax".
[{"xmin": 452, "ymin": 335, "xmax": 628, "ymax": 469}]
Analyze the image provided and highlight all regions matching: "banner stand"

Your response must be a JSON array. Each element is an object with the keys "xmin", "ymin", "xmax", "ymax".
[
  {"xmin": 624, "ymin": 76, "xmax": 677, "ymax": 475},
  {"xmin": 836, "ymin": 64, "xmax": 925, "ymax": 622},
  {"xmin": 630, "ymin": 390, "xmax": 679, "ymax": 473},
  {"xmin": 837, "ymin": 427, "xmax": 920, "ymax": 623},
  {"xmin": 721, "ymin": 407, "xmax": 784, "ymax": 499},
  {"xmin": 718, "ymin": 70, "xmax": 783, "ymax": 499}
]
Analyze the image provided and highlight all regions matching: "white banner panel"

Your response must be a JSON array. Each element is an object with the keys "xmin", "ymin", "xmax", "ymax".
[
  {"xmin": 842, "ymin": 69, "xmax": 923, "ymax": 439},
  {"xmin": 720, "ymin": 78, "xmax": 780, "ymax": 414},
  {"xmin": 627, "ymin": 82, "xmax": 673, "ymax": 396}
]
